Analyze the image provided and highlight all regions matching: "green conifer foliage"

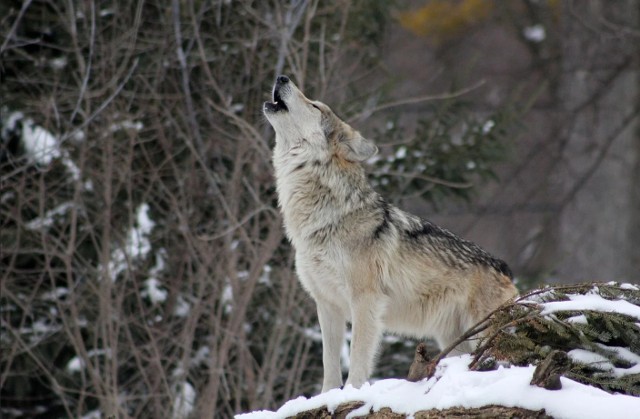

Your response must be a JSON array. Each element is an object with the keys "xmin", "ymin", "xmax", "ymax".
[{"xmin": 470, "ymin": 283, "xmax": 640, "ymax": 396}]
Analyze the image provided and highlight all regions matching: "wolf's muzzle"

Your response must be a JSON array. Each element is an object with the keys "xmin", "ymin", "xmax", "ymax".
[{"xmin": 264, "ymin": 75, "xmax": 290, "ymax": 114}]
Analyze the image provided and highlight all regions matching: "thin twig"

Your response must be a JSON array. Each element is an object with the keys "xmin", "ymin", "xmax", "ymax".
[
  {"xmin": 350, "ymin": 80, "xmax": 486, "ymax": 122},
  {"xmin": 69, "ymin": 0, "xmax": 95, "ymax": 123},
  {"xmin": 0, "ymin": 0, "xmax": 34, "ymax": 54},
  {"xmin": 425, "ymin": 298, "xmax": 518, "ymax": 369},
  {"xmin": 377, "ymin": 170, "xmax": 474, "ymax": 189}
]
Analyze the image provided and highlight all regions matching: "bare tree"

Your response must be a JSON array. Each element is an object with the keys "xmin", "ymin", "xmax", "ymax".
[{"xmin": 1, "ymin": 1, "xmax": 393, "ymax": 417}]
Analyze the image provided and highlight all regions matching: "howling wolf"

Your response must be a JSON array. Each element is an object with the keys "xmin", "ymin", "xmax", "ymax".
[{"xmin": 263, "ymin": 75, "xmax": 518, "ymax": 392}]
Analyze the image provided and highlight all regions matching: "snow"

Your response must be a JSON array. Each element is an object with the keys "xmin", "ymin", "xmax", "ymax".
[
  {"xmin": 66, "ymin": 349, "xmax": 111, "ymax": 373},
  {"xmin": 174, "ymin": 296, "xmax": 191, "ymax": 317},
  {"xmin": 190, "ymin": 346, "xmax": 211, "ymax": 367},
  {"xmin": 80, "ymin": 410, "xmax": 101, "ymax": 419},
  {"xmin": 236, "ymin": 355, "xmax": 640, "ymax": 419},
  {"xmin": 303, "ymin": 326, "xmax": 322, "ymax": 342},
  {"xmin": 99, "ymin": 8, "xmax": 115, "ymax": 17},
  {"xmin": 222, "ymin": 284, "xmax": 234, "ymax": 314},
  {"xmin": 523, "ymin": 24, "xmax": 546, "ymax": 42},
  {"xmin": 66, "ymin": 356, "xmax": 85, "ymax": 373},
  {"xmin": 142, "ymin": 251, "xmax": 167, "ymax": 304},
  {"xmin": 258, "ymin": 264, "xmax": 272, "ymax": 285},
  {"xmin": 2, "ymin": 110, "xmax": 24, "ymax": 137},
  {"xmin": 567, "ymin": 349, "xmax": 613, "ymax": 370},
  {"xmin": 240, "ymin": 287, "xmax": 640, "ymax": 419},
  {"xmin": 341, "ymin": 331, "xmax": 352, "ymax": 372},
  {"xmin": 110, "ymin": 120, "xmax": 144, "ymax": 132},
  {"xmin": 481, "ymin": 119, "xmax": 495, "ymax": 135},
  {"xmin": 50, "ymin": 56, "xmax": 68, "ymax": 70},
  {"xmin": 539, "ymin": 294, "xmax": 640, "ymax": 320},
  {"xmin": 143, "ymin": 278, "xmax": 168, "ymax": 304},
  {"xmin": 4, "ymin": 111, "xmax": 88, "ymax": 187},
  {"xmin": 597, "ymin": 344, "xmax": 640, "ymax": 365},
  {"xmin": 71, "ymin": 129, "xmax": 86, "ymax": 142},
  {"xmin": 21, "ymin": 119, "xmax": 61, "ymax": 165},
  {"xmin": 106, "ymin": 203, "xmax": 155, "ymax": 281},
  {"xmin": 135, "ymin": 203, "xmax": 155, "ymax": 235},
  {"xmin": 231, "ymin": 103, "xmax": 245, "ymax": 113},
  {"xmin": 41, "ymin": 287, "xmax": 69, "ymax": 301},
  {"xmin": 565, "ymin": 314, "xmax": 588, "ymax": 324},
  {"xmin": 19, "ymin": 319, "xmax": 60, "ymax": 344},
  {"xmin": 62, "ymin": 157, "xmax": 83, "ymax": 183},
  {"xmin": 172, "ymin": 381, "xmax": 196, "ymax": 419},
  {"xmin": 568, "ymin": 348, "xmax": 640, "ymax": 377},
  {"xmin": 25, "ymin": 202, "xmax": 77, "ymax": 230}
]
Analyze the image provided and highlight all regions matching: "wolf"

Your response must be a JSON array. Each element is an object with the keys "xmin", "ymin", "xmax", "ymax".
[{"xmin": 263, "ymin": 75, "xmax": 518, "ymax": 392}]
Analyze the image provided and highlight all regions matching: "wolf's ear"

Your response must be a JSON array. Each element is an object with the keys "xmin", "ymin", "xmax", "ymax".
[{"xmin": 340, "ymin": 134, "xmax": 378, "ymax": 162}]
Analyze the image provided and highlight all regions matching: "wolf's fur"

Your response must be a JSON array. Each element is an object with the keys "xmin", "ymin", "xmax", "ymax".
[{"xmin": 263, "ymin": 76, "xmax": 518, "ymax": 392}]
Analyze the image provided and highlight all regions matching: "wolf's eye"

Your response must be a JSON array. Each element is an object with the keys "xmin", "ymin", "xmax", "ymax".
[{"xmin": 311, "ymin": 103, "xmax": 321, "ymax": 111}]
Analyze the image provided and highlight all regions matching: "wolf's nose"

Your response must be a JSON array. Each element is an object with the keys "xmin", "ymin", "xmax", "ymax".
[{"xmin": 277, "ymin": 75, "xmax": 289, "ymax": 84}]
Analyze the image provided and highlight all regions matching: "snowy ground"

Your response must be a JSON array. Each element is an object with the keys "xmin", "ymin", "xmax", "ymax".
[
  {"xmin": 236, "ymin": 354, "xmax": 640, "ymax": 419},
  {"xmin": 238, "ymin": 286, "xmax": 640, "ymax": 419}
]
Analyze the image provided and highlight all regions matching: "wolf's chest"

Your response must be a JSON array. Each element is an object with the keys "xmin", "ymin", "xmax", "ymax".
[
  {"xmin": 295, "ymin": 249, "xmax": 352, "ymax": 308},
  {"xmin": 278, "ymin": 182, "xmax": 348, "ymax": 248}
]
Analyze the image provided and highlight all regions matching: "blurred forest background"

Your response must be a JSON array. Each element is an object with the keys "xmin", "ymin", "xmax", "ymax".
[{"xmin": 1, "ymin": 0, "xmax": 638, "ymax": 417}]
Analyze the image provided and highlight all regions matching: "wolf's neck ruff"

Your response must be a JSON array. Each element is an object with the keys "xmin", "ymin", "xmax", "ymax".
[{"xmin": 273, "ymin": 144, "xmax": 378, "ymax": 248}]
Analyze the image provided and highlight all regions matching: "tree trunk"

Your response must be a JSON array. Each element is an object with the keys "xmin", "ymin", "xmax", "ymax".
[{"xmin": 553, "ymin": 0, "xmax": 640, "ymax": 282}]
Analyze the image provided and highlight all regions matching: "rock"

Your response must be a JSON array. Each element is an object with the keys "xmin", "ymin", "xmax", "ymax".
[
  {"xmin": 530, "ymin": 350, "xmax": 569, "ymax": 390},
  {"xmin": 407, "ymin": 342, "xmax": 438, "ymax": 382}
]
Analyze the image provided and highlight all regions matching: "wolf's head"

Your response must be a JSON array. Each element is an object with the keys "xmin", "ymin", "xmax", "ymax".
[{"xmin": 264, "ymin": 76, "xmax": 377, "ymax": 162}]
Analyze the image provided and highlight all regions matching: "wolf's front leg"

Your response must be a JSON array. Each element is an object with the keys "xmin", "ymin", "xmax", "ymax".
[
  {"xmin": 317, "ymin": 302, "xmax": 346, "ymax": 392},
  {"xmin": 344, "ymin": 294, "xmax": 384, "ymax": 388}
]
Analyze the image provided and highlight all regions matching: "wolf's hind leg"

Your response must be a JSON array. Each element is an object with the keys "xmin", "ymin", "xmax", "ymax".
[
  {"xmin": 317, "ymin": 302, "xmax": 346, "ymax": 392},
  {"xmin": 344, "ymin": 294, "xmax": 385, "ymax": 389}
]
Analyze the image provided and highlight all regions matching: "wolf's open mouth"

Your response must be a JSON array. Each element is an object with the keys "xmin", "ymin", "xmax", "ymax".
[{"xmin": 264, "ymin": 85, "xmax": 289, "ymax": 113}]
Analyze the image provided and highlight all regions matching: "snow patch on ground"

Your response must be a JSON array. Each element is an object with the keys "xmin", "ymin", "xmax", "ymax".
[
  {"xmin": 236, "ymin": 355, "xmax": 640, "ymax": 419},
  {"xmin": 240, "ymin": 287, "xmax": 640, "ymax": 419}
]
